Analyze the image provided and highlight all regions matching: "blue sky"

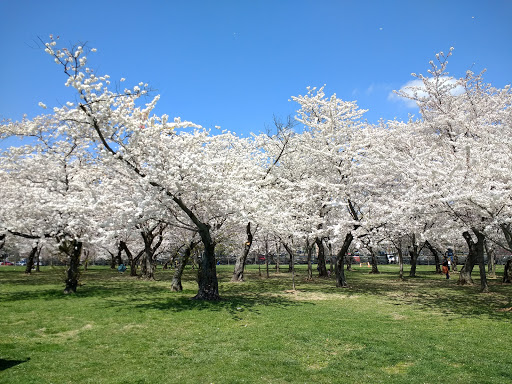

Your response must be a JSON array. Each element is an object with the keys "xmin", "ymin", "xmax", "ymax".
[{"xmin": 1, "ymin": 0, "xmax": 511, "ymax": 137}]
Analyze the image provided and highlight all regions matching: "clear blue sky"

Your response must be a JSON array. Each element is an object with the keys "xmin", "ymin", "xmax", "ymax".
[{"xmin": 1, "ymin": 0, "xmax": 511, "ymax": 137}]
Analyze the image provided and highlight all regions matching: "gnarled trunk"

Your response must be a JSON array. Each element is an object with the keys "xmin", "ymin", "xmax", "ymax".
[
  {"xmin": 64, "ymin": 240, "xmax": 82, "ymax": 294},
  {"xmin": 459, "ymin": 231, "xmax": 478, "ymax": 286},
  {"xmin": 231, "ymin": 222, "xmax": 253, "ymax": 282}
]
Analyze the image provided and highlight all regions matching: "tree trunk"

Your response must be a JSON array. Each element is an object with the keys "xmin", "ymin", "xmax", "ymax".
[
  {"xmin": 275, "ymin": 242, "xmax": 280, "ymax": 273},
  {"xmin": 473, "ymin": 229, "xmax": 488, "ymax": 293},
  {"xmin": 35, "ymin": 247, "xmax": 42, "ymax": 272},
  {"xmin": 459, "ymin": 231, "xmax": 477, "ymax": 286},
  {"xmin": 397, "ymin": 245, "xmax": 404, "ymax": 280},
  {"xmin": 24, "ymin": 245, "xmax": 38, "ymax": 274},
  {"xmin": 328, "ymin": 242, "xmax": 334, "ymax": 275},
  {"xmin": 64, "ymin": 240, "xmax": 82, "ymax": 294},
  {"xmin": 231, "ymin": 222, "xmax": 253, "ymax": 282},
  {"xmin": 503, "ymin": 259, "xmax": 512, "ymax": 283},
  {"xmin": 120, "ymin": 241, "xmax": 142, "ymax": 277},
  {"xmin": 141, "ymin": 231, "xmax": 158, "ymax": 280},
  {"xmin": 484, "ymin": 239, "xmax": 496, "ymax": 278},
  {"xmin": 408, "ymin": 235, "xmax": 418, "ymax": 277},
  {"xmin": 265, "ymin": 239, "xmax": 270, "ymax": 278},
  {"xmin": 452, "ymin": 252, "xmax": 458, "ymax": 272},
  {"xmin": 335, "ymin": 233, "xmax": 352, "ymax": 288},
  {"xmin": 192, "ymin": 223, "xmax": 220, "ymax": 301},
  {"xmin": 315, "ymin": 237, "xmax": 328, "ymax": 277},
  {"xmin": 306, "ymin": 239, "xmax": 313, "ymax": 280},
  {"xmin": 171, "ymin": 241, "xmax": 197, "ymax": 291},
  {"xmin": 346, "ymin": 253, "xmax": 353, "ymax": 271},
  {"xmin": 110, "ymin": 243, "xmax": 124, "ymax": 269},
  {"xmin": 368, "ymin": 246, "xmax": 380, "ymax": 274},
  {"xmin": 424, "ymin": 240, "xmax": 442, "ymax": 274}
]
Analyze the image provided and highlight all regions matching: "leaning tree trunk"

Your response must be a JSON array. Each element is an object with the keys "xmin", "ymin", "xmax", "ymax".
[
  {"xmin": 459, "ymin": 231, "xmax": 477, "ymax": 286},
  {"xmin": 424, "ymin": 240, "xmax": 442, "ymax": 274},
  {"xmin": 64, "ymin": 240, "xmax": 82, "ymax": 294},
  {"xmin": 335, "ymin": 233, "xmax": 353, "ymax": 288},
  {"xmin": 24, "ymin": 245, "xmax": 38, "ymax": 274},
  {"xmin": 171, "ymin": 241, "xmax": 197, "ymax": 291},
  {"xmin": 231, "ymin": 222, "xmax": 253, "ymax": 282},
  {"xmin": 503, "ymin": 259, "xmax": 512, "ymax": 283},
  {"xmin": 484, "ymin": 239, "xmax": 496, "ymax": 279}
]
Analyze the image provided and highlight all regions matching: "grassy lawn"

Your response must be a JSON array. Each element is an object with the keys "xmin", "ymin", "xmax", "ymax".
[{"xmin": 0, "ymin": 263, "xmax": 511, "ymax": 383}]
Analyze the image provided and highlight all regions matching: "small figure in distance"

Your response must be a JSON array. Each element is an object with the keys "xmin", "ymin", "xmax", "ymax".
[{"xmin": 442, "ymin": 256, "xmax": 450, "ymax": 279}]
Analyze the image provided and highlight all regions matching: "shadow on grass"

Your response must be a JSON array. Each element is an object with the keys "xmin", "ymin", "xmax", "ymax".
[
  {"xmin": 1, "ymin": 266, "xmax": 509, "ymax": 321},
  {"xmin": 0, "ymin": 358, "xmax": 30, "ymax": 371},
  {"xmin": 344, "ymin": 269, "xmax": 512, "ymax": 320}
]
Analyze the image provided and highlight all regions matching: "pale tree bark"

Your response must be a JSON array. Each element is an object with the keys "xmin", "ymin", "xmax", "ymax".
[{"xmin": 484, "ymin": 238, "xmax": 496, "ymax": 278}]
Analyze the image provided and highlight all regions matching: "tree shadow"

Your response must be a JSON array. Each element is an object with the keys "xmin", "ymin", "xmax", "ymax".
[
  {"xmin": 346, "ymin": 271, "xmax": 512, "ymax": 320},
  {"xmin": 0, "ymin": 358, "xmax": 30, "ymax": 371},
  {"xmin": 103, "ymin": 290, "xmax": 307, "ymax": 320}
]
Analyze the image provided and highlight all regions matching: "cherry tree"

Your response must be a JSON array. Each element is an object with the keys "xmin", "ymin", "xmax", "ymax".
[{"xmin": 393, "ymin": 49, "xmax": 512, "ymax": 291}]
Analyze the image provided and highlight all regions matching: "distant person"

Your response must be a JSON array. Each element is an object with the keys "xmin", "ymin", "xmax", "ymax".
[{"xmin": 442, "ymin": 256, "xmax": 450, "ymax": 279}]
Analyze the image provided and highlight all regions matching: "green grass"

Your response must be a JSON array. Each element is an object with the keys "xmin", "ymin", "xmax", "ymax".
[{"xmin": 0, "ymin": 264, "xmax": 511, "ymax": 383}]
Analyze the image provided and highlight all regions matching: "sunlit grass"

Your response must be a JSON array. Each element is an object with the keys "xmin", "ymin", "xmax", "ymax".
[{"xmin": 0, "ymin": 264, "xmax": 511, "ymax": 383}]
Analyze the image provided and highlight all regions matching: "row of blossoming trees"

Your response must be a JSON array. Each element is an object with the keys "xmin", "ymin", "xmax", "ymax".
[{"xmin": 1, "ymin": 40, "xmax": 511, "ymax": 298}]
